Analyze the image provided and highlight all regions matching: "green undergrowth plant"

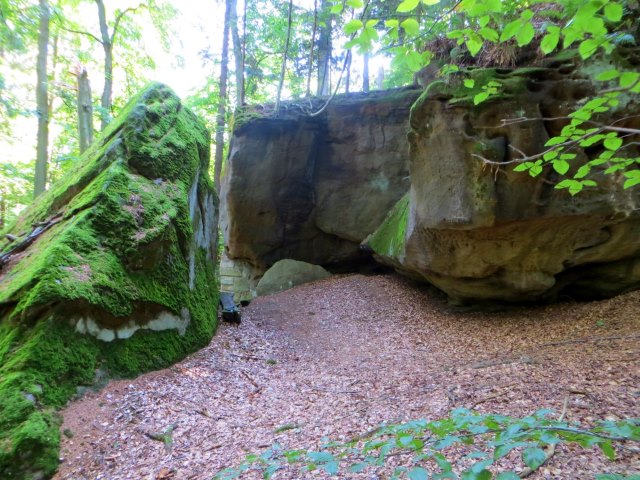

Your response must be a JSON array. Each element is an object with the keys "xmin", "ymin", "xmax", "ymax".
[{"xmin": 213, "ymin": 408, "xmax": 640, "ymax": 479}]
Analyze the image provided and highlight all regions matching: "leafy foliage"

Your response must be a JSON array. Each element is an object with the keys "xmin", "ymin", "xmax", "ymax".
[
  {"xmin": 338, "ymin": 0, "xmax": 640, "ymax": 192},
  {"xmin": 213, "ymin": 408, "xmax": 640, "ymax": 479}
]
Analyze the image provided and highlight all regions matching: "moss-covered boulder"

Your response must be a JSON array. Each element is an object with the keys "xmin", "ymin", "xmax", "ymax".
[{"xmin": 0, "ymin": 83, "xmax": 218, "ymax": 478}]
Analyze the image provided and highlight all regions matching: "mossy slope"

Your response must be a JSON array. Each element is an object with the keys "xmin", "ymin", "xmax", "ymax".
[
  {"xmin": 364, "ymin": 193, "xmax": 409, "ymax": 267},
  {"xmin": 0, "ymin": 83, "xmax": 218, "ymax": 478}
]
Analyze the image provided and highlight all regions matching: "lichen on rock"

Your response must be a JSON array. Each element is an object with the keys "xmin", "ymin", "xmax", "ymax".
[{"xmin": 0, "ymin": 83, "xmax": 218, "ymax": 478}]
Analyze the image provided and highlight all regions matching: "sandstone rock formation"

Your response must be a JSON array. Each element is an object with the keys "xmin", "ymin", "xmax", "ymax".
[
  {"xmin": 256, "ymin": 259, "xmax": 331, "ymax": 296},
  {"xmin": 0, "ymin": 84, "xmax": 218, "ymax": 478},
  {"xmin": 367, "ymin": 59, "xmax": 640, "ymax": 303},
  {"xmin": 221, "ymin": 89, "xmax": 421, "ymax": 270}
]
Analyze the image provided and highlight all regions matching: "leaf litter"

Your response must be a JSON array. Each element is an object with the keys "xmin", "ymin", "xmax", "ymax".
[{"xmin": 54, "ymin": 273, "xmax": 640, "ymax": 479}]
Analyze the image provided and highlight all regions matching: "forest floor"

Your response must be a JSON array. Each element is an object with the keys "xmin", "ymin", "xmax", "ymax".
[{"xmin": 53, "ymin": 273, "xmax": 640, "ymax": 480}]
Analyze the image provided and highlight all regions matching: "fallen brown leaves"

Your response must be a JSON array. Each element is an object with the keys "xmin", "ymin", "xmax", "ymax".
[{"xmin": 54, "ymin": 274, "xmax": 640, "ymax": 479}]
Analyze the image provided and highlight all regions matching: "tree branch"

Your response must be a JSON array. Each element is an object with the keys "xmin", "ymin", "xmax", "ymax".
[
  {"xmin": 57, "ymin": 24, "xmax": 103, "ymax": 44},
  {"xmin": 111, "ymin": 5, "xmax": 146, "ymax": 45}
]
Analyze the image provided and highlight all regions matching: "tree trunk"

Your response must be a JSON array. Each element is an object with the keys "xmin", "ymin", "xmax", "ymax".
[
  {"xmin": 34, "ymin": 0, "xmax": 50, "ymax": 198},
  {"xmin": 96, "ymin": 0, "xmax": 113, "ymax": 131},
  {"xmin": 275, "ymin": 0, "xmax": 294, "ymax": 114},
  {"xmin": 376, "ymin": 65, "xmax": 384, "ymax": 90},
  {"xmin": 47, "ymin": 31, "xmax": 58, "ymax": 114},
  {"xmin": 214, "ymin": 0, "xmax": 232, "ymax": 190},
  {"xmin": 363, "ymin": 51, "xmax": 370, "ymax": 93},
  {"xmin": 316, "ymin": 0, "xmax": 332, "ymax": 96},
  {"xmin": 306, "ymin": 0, "xmax": 318, "ymax": 97},
  {"xmin": 229, "ymin": 0, "xmax": 243, "ymax": 107},
  {"xmin": 345, "ymin": 53, "xmax": 351, "ymax": 93},
  {"xmin": 0, "ymin": 186, "xmax": 6, "ymax": 228},
  {"xmin": 76, "ymin": 67, "xmax": 94, "ymax": 154}
]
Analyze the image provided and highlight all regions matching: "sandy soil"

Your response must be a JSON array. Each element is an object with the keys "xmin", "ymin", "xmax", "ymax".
[{"xmin": 53, "ymin": 273, "xmax": 640, "ymax": 479}]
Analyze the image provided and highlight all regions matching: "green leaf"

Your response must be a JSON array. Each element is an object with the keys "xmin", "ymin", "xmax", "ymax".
[
  {"xmin": 624, "ymin": 170, "xmax": 640, "ymax": 189},
  {"xmin": 604, "ymin": 3, "xmax": 623, "ymax": 22},
  {"xmin": 478, "ymin": 15, "xmax": 490, "ymax": 28},
  {"xmin": 406, "ymin": 50, "xmax": 425, "ymax": 72},
  {"xmin": 322, "ymin": 461, "xmax": 339, "ymax": 475},
  {"xmin": 520, "ymin": 9, "xmax": 534, "ymax": 21},
  {"xmin": 553, "ymin": 159, "xmax": 570, "ymax": 175},
  {"xmin": 350, "ymin": 462, "xmax": 368, "ymax": 473},
  {"xmin": 516, "ymin": 22, "xmax": 535, "ymax": 47},
  {"xmin": 522, "ymin": 447, "xmax": 547, "ymax": 470},
  {"xmin": 540, "ymin": 31, "xmax": 560, "ymax": 54},
  {"xmin": 385, "ymin": 19, "xmax": 399, "ymax": 28},
  {"xmin": 599, "ymin": 441, "xmax": 616, "ymax": 461},
  {"xmin": 397, "ymin": 0, "xmax": 420, "ymax": 13},
  {"xmin": 330, "ymin": 4, "xmax": 343, "ymax": 13},
  {"xmin": 545, "ymin": 136, "xmax": 567, "ymax": 147},
  {"xmin": 579, "ymin": 39, "xmax": 599, "ymax": 59},
  {"xmin": 563, "ymin": 27, "xmax": 581, "ymax": 48},
  {"xmin": 529, "ymin": 163, "xmax": 543, "ymax": 176},
  {"xmin": 479, "ymin": 27, "xmax": 499, "ymax": 42},
  {"xmin": 500, "ymin": 19, "xmax": 521, "ymax": 42},
  {"xmin": 464, "ymin": 79, "xmax": 475, "ymax": 88},
  {"xmin": 408, "ymin": 467, "xmax": 429, "ymax": 480},
  {"xmin": 346, "ymin": 0, "xmax": 364, "ymax": 7},
  {"xmin": 620, "ymin": 71, "xmax": 640, "ymax": 88},
  {"xmin": 401, "ymin": 18, "xmax": 420, "ymax": 35},
  {"xmin": 474, "ymin": 92, "xmax": 490, "ymax": 105},
  {"xmin": 461, "ymin": 469, "xmax": 491, "ymax": 480},
  {"xmin": 596, "ymin": 69, "xmax": 619, "ymax": 81},
  {"xmin": 496, "ymin": 473, "xmax": 520, "ymax": 480},
  {"xmin": 422, "ymin": 0, "xmax": 441, "ymax": 4},
  {"xmin": 466, "ymin": 34, "xmax": 484, "ymax": 56},
  {"xmin": 344, "ymin": 19, "xmax": 363, "ymax": 34},
  {"xmin": 604, "ymin": 136, "xmax": 623, "ymax": 151}
]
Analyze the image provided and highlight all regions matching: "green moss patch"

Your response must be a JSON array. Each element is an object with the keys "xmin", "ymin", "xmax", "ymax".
[
  {"xmin": 0, "ymin": 83, "xmax": 218, "ymax": 479},
  {"xmin": 365, "ymin": 193, "xmax": 410, "ymax": 264}
]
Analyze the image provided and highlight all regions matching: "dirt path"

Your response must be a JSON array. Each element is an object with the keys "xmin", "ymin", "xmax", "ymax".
[{"xmin": 54, "ymin": 274, "xmax": 640, "ymax": 479}]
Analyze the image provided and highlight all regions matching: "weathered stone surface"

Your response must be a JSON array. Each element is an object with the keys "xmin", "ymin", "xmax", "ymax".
[
  {"xmin": 0, "ymin": 83, "xmax": 218, "ymax": 478},
  {"xmin": 256, "ymin": 259, "xmax": 331, "ymax": 296},
  {"xmin": 221, "ymin": 89, "xmax": 421, "ymax": 271},
  {"xmin": 368, "ymin": 60, "xmax": 640, "ymax": 303}
]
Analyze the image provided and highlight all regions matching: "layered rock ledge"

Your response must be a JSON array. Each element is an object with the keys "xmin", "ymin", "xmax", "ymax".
[{"xmin": 368, "ymin": 56, "xmax": 640, "ymax": 303}]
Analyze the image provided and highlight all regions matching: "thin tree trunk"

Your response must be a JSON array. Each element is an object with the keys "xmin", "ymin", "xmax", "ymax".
[
  {"xmin": 316, "ymin": 0, "xmax": 332, "ymax": 96},
  {"xmin": 363, "ymin": 51, "xmax": 370, "ymax": 93},
  {"xmin": 0, "ymin": 187, "xmax": 6, "ymax": 228},
  {"xmin": 76, "ymin": 67, "xmax": 94, "ymax": 154},
  {"xmin": 376, "ymin": 65, "xmax": 384, "ymax": 90},
  {"xmin": 35, "ymin": 0, "xmax": 50, "ymax": 198},
  {"xmin": 96, "ymin": 0, "xmax": 113, "ymax": 131},
  {"xmin": 275, "ymin": 0, "xmax": 294, "ymax": 114},
  {"xmin": 214, "ymin": 0, "xmax": 232, "ymax": 190},
  {"xmin": 229, "ymin": 0, "xmax": 243, "ymax": 107},
  {"xmin": 306, "ymin": 0, "xmax": 318, "ymax": 97},
  {"xmin": 345, "ymin": 53, "xmax": 351, "ymax": 93},
  {"xmin": 242, "ymin": 0, "xmax": 246, "ymax": 101},
  {"xmin": 47, "ymin": 31, "xmax": 58, "ymax": 114}
]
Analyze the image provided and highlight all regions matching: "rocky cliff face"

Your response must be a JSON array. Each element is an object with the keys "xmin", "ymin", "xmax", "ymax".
[
  {"xmin": 368, "ymin": 59, "xmax": 640, "ymax": 303},
  {"xmin": 224, "ymin": 54, "xmax": 640, "ymax": 304},
  {"xmin": 221, "ymin": 89, "xmax": 421, "ymax": 270},
  {"xmin": 0, "ymin": 84, "xmax": 218, "ymax": 478}
]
